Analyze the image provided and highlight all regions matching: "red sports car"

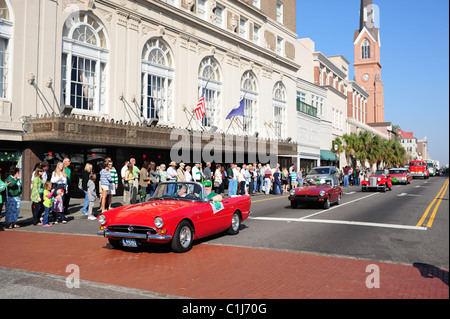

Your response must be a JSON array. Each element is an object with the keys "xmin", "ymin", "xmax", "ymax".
[
  {"xmin": 361, "ymin": 171, "xmax": 392, "ymax": 192},
  {"xmin": 289, "ymin": 177, "xmax": 342, "ymax": 209},
  {"xmin": 389, "ymin": 168, "xmax": 412, "ymax": 185},
  {"xmin": 97, "ymin": 182, "xmax": 251, "ymax": 253}
]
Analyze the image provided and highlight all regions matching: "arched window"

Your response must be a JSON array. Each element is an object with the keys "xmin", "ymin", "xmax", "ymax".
[
  {"xmin": 361, "ymin": 39, "xmax": 370, "ymax": 59},
  {"xmin": 141, "ymin": 38, "xmax": 174, "ymax": 123},
  {"xmin": 0, "ymin": 0, "xmax": 12, "ymax": 99},
  {"xmin": 240, "ymin": 71, "xmax": 258, "ymax": 134},
  {"xmin": 198, "ymin": 56, "xmax": 222, "ymax": 128},
  {"xmin": 61, "ymin": 11, "xmax": 109, "ymax": 113},
  {"xmin": 272, "ymin": 82, "xmax": 286, "ymax": 139}
]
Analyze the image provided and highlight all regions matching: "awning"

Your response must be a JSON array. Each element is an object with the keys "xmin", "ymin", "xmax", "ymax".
[{"xmin": 320, "ymin": 150, "xmax": 337, "ymax": 161}]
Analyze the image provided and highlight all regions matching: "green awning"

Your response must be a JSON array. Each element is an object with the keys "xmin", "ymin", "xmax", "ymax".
[{"xmin": 320, "ymin": 150, "xmax": 337, "ymax": 161}]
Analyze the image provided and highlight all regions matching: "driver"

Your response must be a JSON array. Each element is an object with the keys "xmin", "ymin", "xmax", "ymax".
[
  {"xmin": 177, "ymin": 184, "xmax": 188, "ymax": 197},
  {"xmin": 203, "ymin": 180, "xmax": 223, "ymax": 202}
]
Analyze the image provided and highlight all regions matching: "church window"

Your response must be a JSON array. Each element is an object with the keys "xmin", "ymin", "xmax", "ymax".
[{"xmin": 361, "ymin": 39, "xmax": 370, "ymax": 59}]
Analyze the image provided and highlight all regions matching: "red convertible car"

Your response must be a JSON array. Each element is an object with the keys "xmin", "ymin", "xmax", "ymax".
[
  {"xmin": 389, "ymin": 168, "xmax": 412, "ymax": 185},
  {"xmin": 97, "ymin": 182, "xmax": 251, "ymax": 253},
  {"xmin": 361, "ymin": 171, "xmax": 392, "ymax": 192},
  {"xmin": 289, "ymin": 177, "xmax": 342, "ymax": 209}
]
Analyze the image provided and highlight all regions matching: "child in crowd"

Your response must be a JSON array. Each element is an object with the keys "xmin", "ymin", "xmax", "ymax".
[
  {"xmin": 42, "ymin": 181, "xmax": 53, "ymax": 227},
  {"xmin": 53, "ymin": 189, "xmax": 66, "ymax": 224},
  {"xmin": 87, "ymin": 173, "xmax": 98, "ymax": 220}
]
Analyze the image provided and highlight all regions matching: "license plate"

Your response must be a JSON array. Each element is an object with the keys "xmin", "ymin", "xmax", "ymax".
[{"xmin": 122, "ymin": 238, "xmax": 137, "ymax": 247}]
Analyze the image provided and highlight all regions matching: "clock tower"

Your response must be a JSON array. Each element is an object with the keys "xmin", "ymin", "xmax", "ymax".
[{"xmin": 353, "ymin": 0, "xmax": 384, "ymax": 123}]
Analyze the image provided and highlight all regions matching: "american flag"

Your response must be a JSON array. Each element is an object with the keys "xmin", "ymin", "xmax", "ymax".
[{"xmin": 194, "ymin": 95, "xmax": 206, "ymax": 120}]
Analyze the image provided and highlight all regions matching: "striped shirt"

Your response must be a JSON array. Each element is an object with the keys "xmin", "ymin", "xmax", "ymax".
[{"xmin": 100, "ymin": 169, "xmax": 112, "ymax": 187}]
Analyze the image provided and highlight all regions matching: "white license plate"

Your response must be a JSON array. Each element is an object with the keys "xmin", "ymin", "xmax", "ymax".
[{"xmin": 122, "ymin": 238, "xmax": 137, "ymax": 247}]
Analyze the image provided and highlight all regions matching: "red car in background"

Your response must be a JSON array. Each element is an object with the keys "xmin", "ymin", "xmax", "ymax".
[
  {"xmin": 361, "ymin": 171, "xmax": 392, "ymax": 192},
  {"xmin": 97, "ymin": 182, "xmax": 251, "ymax": 253},
  {"xmin": 409, "ymin": 160, "xmax": 429, "ymax": 179},
  {"xmin": 289, "ymin": 177, "xmax": 342, "ymax": 209},
  {"xmin": 389, "ymin": 168, "xmax": 412, "ymax": 185}
]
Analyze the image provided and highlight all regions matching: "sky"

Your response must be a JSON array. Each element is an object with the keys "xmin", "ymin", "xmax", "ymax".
[{"xmin": 296, "ymin": 0, "xmax": 449, "ymax": 166}]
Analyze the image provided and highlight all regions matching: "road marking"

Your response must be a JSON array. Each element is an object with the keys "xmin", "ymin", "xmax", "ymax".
[
  {"xmin": 252, "ymin": 195, "xmax": 289, "ymax": 203},
  {"xmin": 426, "ymin": 179, "xmax": 449, "ymax": 228},
  {"xmin": 300, "ymin": 192, "xmax": 379, "ymax": 220},
  {"xmin": 250, "ymin": 217, "xmax": 427, "ymax": 231},
  {"xmin": 397, "ymin": 193, "xmax": 421, "ymax": 197},
  {"xmin": 416, "ymin": 178, "xmax": 449, "ymax": 227}
]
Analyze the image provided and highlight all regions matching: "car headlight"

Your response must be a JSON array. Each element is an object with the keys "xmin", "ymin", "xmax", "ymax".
[
  {"xmin": 377, "ymin": 178, "xmax": 381, "ymax": 181},
  {"xmin": 290, "ymin": 189, "xmax": 296, "ymax": 196},
  {"xmin": 154, "ymin": 217, "xmax": 164, "ymax": 229},
  {"xmin": 319, "ymin": 190, "xmax": 326, "ymax": 197},
  {"xmin": 98, "ymin": 214, "xmax": 106, "ymax": 225}
]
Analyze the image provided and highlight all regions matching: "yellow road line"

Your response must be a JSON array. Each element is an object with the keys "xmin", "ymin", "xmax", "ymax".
[
  {"xmin": 426, "ymin": 179, "xmax": 449, "ymax": 228},
  {"xmin": 416, "ymin": 178, "xmax": 449, "ymax": 227},
  {"xmin": 252, "ymin": 195, "xmax": 289, "ymax": 203}
]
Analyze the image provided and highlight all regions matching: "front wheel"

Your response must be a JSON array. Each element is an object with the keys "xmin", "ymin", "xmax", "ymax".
[
  {"xmin": 171, "ymin": 220, "xmax": 194, "ymax": 253},
  {"xmin": 227, "ymin": 212, "xmax": 241, "ymax": 235},
  {"xmin": 322, "ymin": 197, "xmax": 330, "ymax": 209}
]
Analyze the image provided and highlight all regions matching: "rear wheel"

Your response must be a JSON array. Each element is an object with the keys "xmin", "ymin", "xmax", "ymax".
[
  {"xmin": 171, "ymin": 220, "xmax": 194, "ymax": 253},
  {"xmin": 227, "ymin": 212, "xmax": 241, "ymax": 235}
]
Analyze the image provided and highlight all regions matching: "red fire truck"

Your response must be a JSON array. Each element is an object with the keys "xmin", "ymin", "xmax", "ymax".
[{"xmin": 409, "ymin": 160, "xmax": 429, "ymax": 179}]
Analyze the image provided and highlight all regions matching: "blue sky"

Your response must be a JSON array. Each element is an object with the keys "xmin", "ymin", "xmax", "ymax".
[{"xmin": 296, "ymin": 0, "xmax": 449, "ymax": 166}]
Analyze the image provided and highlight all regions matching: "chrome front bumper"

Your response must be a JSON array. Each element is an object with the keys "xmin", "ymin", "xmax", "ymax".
[{"xmin": 97, "ymin": 229, "xmax": 172, "ymax": 241}]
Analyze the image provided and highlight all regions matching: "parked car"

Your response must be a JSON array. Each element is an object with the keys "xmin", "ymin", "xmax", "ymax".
[
  {"xmin": 389, "ymin": 168, "xmax": 412, "ymax": 185},
  {"xmin": 361, "ymin": 171, "xmax": 392, "ymax": 192},
  {"xmin": 305, "ymin": 166, "xmax": 340, "ymax": 187},
  {"xmin": 97, "ymin": 181, "xmax": 251, "ymax": 253},
  {"xmin": 289, "ymin": 177, "xmax": 342, "ymax": 209}
]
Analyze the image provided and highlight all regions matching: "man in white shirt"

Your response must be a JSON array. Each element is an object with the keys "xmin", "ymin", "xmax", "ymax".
[{"xmin": 192, "ymin": 162, "xmax": 203, "ymax": 182}]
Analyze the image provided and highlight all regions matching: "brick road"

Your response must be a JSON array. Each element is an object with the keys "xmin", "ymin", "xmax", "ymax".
[{"xmin": 0, "ymin": 231, "xmax": 448, "ymax": 299}]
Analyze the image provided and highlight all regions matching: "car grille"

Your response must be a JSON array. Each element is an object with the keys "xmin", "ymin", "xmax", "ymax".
[
  {"xmin": 107, "ymin": 225, "xmax": 157, "ymax": 235},
  {"xmin": 294, "ymin": 195, "xmax": 319, "ymax": 199},
  {"xmin": 369, "ymin": 177, "xmax": 378, "ymax": 187}
]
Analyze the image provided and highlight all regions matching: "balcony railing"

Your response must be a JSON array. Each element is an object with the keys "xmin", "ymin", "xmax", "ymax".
[{"xmin": 296, "ymin": 100, "xmax": 317, "ymax": 117}]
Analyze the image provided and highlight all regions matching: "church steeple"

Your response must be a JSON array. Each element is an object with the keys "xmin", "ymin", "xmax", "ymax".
[{"xmin": 359, "ymin": 0, "xmax": 373, "ymax": 31}]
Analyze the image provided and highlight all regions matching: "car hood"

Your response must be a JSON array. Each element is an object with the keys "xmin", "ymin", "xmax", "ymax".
[
  {"xmin": 105, "ymin": 199, "xmax": 199, "ymax": 225},
  {"xmin": 295, "ymin": 185, "xmax": 331, "ymax": 194}
]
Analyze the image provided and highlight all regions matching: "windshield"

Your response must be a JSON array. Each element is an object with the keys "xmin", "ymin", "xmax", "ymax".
[
  {"xmin": 373, "ymin": 171, "xmax": 386, "ymax": 176},
  {"xmin": 426, "ymin": 163, "xmax": 433, "ymax": 168},
  {"xmin": 305, "ymin": 178, "xmax": 333, "ymax": 186},
  {"xmin": 309, "ymin": 167, "xmax": 330, "ymax": 175},
  {"xmin": 410, "ymin": 162, "xmax": 424, "ymax": 167},
  {"xmin": 153, "ymin": 182, "xmax": 205, "ymax": 201},
  {"xmin": 389, "ymin": 169, "xmax": 407, "ymax": 174}
]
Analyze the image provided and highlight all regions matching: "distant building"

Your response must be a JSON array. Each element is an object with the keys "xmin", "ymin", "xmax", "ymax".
[{"xmin": 396, "ymin": 130, "xmax": 418, "ymax": 161}]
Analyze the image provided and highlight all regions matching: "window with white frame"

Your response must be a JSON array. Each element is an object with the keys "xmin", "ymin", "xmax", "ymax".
[
  {"xmin": 239, "ymin": 17, "xmax": 248, "ymax": 39},
  {"xmin": 273, "ymin": 82, "xmax": 286, "ymax": 139},
  {"xmin": 141, "ymin": 38, "xmax": 175, "ymax": 123},
  {"xmin": 215, "ymin": 4, "xmax": 224, "ymax": 28},
  {"xmin": 253, "ymin": 24, "xmax": 260, "ymax": 45},
  {"xmin": 0, "ymin": 0, "xmax": 12, "ymax": 100},
  {"xmin": 198, "ymin": 56, "xmax": 222, "ymax": 128},
  {"xmin": 361, "ymin": 38, "xmax": 370, "ymax": 59},
  {"xmin": 276, "ymin": 36, "xmax": 283, "ymax": 56},
  {"xmin": 197, "ymin": 0, "xmax": 207, "ymax": 20},
  {"xmin": 62, "ymin": 12, "xmax": 109, "ymax": 113},
  {"xmin": 241, "ymin": 71, "xmax": 258, "ymax": 134},
  {"xmin": 276, "ymin": 1, "xmax": 283, "ymax": 24}
]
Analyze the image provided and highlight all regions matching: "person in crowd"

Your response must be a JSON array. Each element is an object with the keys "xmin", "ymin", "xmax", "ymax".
[
  {"xmin": 203, "ymin": 162, "xmax": 212, "ymax": 181},
  {"xmin": 139, "ymin": 161, "xmax": 151, "ymax": 202},
  {"xmin": 184, "ymin": 165, "xmax": 192, "ymax": 182},
  {"xmin": 343, "ymin": 165, "xmax": 350, "ymax": 187},
  {"xmin": 281, "ymin": 167, "xmax": 289, "ymax": 193},
  {"xmin": 30, "ymin": 167, "xmax": 44, "ymax": 226},
  {"xmin": 273, "ymin": 168, "xmax": 282, "ymax": 195},
  {"xmin": 290, "ymin": 168, "xmax": 298, "ymax": 189},
  {"xmin": 87, "ymin": 173, "xmax": 98, "ymax": 220},
  {"xmin": 237, "ymin": 166, "xmax": 246, "ymax": 195},
  {"xmin": 50, "ymin": 161, "xmax": 68, "ymax": 212},
  {"xmin": 81, "ymin": 163, "xmax": 93, "ymax": 216},
  {"xmin": 5, "ymin": 167, "xmax": 22, "ymax": 229},
  {"xmin": 227, "ymin": 164, "xmax": 236, "ymax": 196},
  {"xmin": 148, "ymin": 161, "xmax": 157, "ymax": 197},
  {"xmin": 99, "ymin": 161, "xmax": 112, "ymax": 212},
  {"xmin": 0, "ymin": 177, "xmax": 8, "ymax": 231},
  {"xmin": 53, "ymin": 189, "xmax": 66, "ymax": 224},
  {"xmin": 121, "ymin": 160, "xmax": 130, "ymax": 204},
  {"xmin": 167, "ymin": 161, "xmax": 178, "ymax": 195},
  {"xmin": 192, "ymin": 162, "xmax": 203, "ymax": 182},
  {"xmin": 298, "ymin": 168, "xmax": 304, "ymax": 187},
  {"xmin": 63, "ymin": 158, "xmax": 72, "ymax": 215},
  {"xmin": 108, "ymin": 158, "xmax": 119, "ymax": 210},
  {"xmin": 42, "ymin": 181, "xmax": 53, "ymax": 227},
  {"xmin": 177, "ymin": 162, "xmax": 186, "ymax": 182},
  {"xmin": 264, "ymin": 165, "xmax": 272, "ymax": 195},
  {"xmin": 124, "ymin": 162, "xmax": 138, "ymax": 205},
  {"xmin": 213, "ymin": 164, "xmax": 222, "ymax": 194}
]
